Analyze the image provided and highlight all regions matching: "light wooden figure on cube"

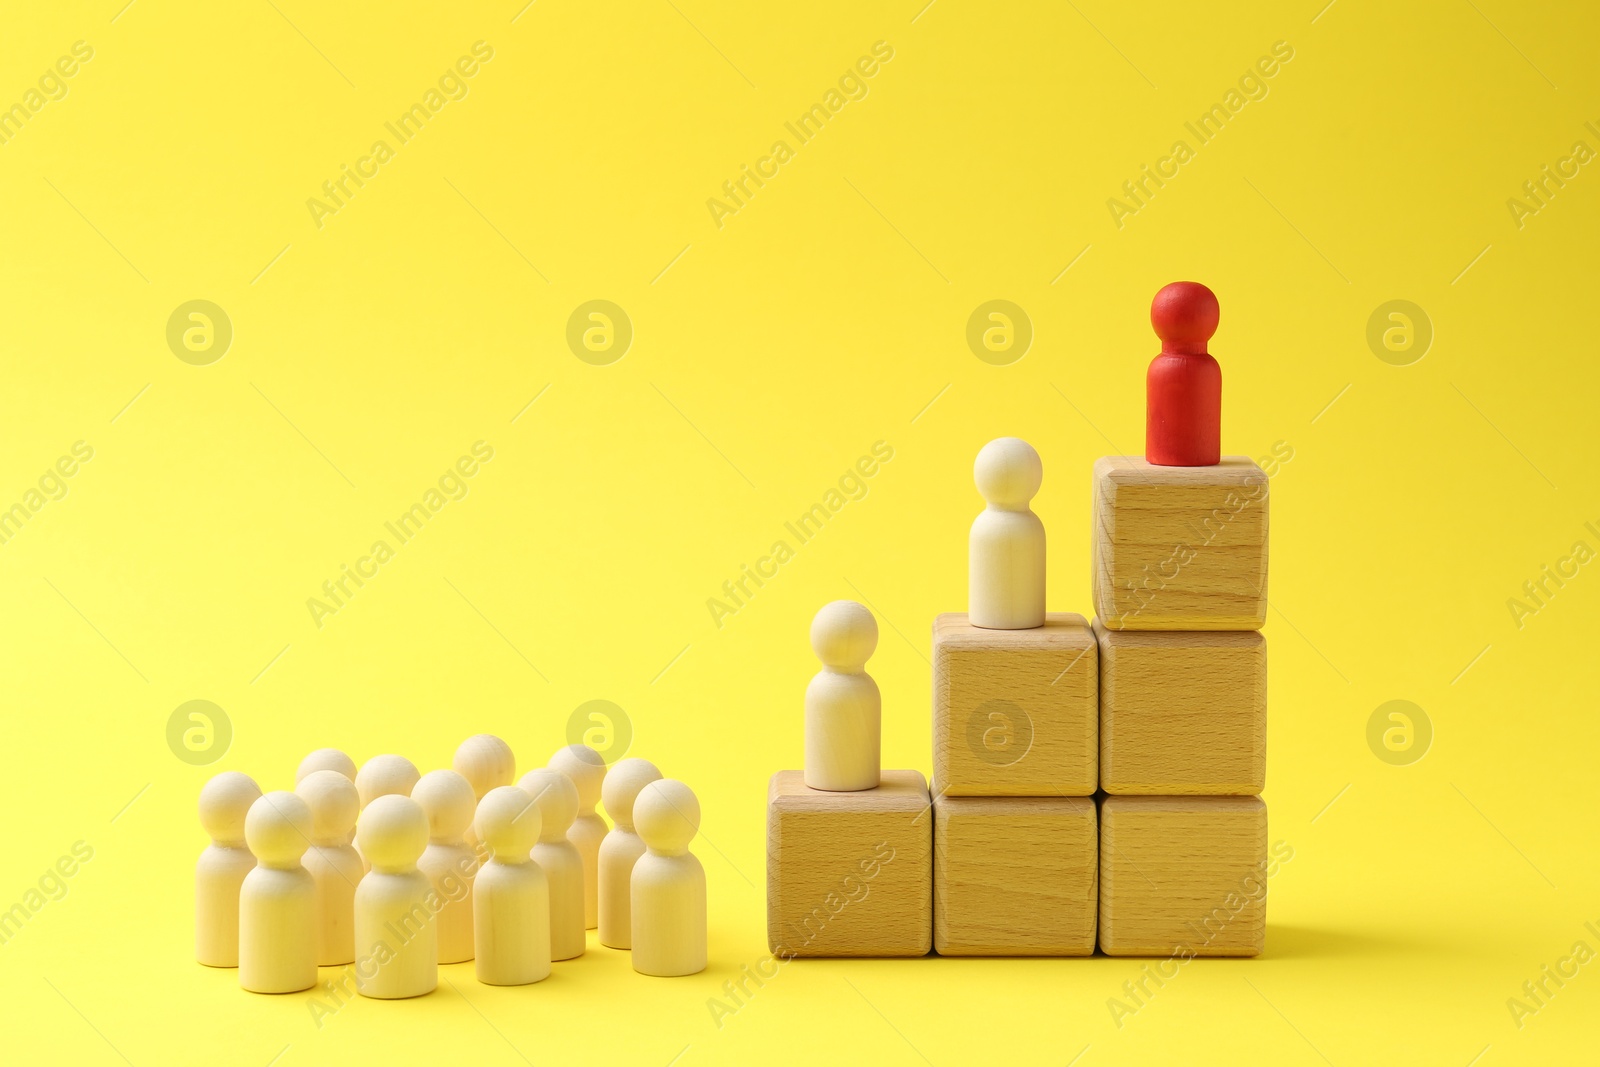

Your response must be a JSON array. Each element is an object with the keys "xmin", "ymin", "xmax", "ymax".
[
  {"xmin": 296, "ymin": 748, "xmax": 357, "ymax": 784},
  {"xmin": 766, "ymin": 770, "xmax": 931, "ymax": 958},
  {"xmin": 196, "ymin": 771, "xmax": 261, "ymax": 967},
  {"xmin": 969, "ymin": 437, "xmax": 1046, "ymax": 630},
  {"xmin": 1094, "ymin": 619, "xmax": 1266, "ymax": 794},
  {"xmin": 1091, "ymin": 455, "xmax": 1269, "ymax": 631},
  {"xmin": 598, "ymin": 757, "xmax": 662, "ymax": 949},
  {"xmin": 805, "ymin": 600, "xmax": 880, "ymax": 792},
  {"xmin": 413, "ymin": 769, "xmax": 479, "ymax": 964},
  {"xmin": 295, "ymin": 769, "xmax": 362, "ymax": 966},
  {"xmin": 631, "ymin": 779, "xmax": 707, "ymax": 977},
  {"xmin": 932, "ymin": 612, "xmax": 1098, "ymax": 796},
  {"xmin": 932, "ymin": 795, "xmax": 1097, "ymax": 955},
  {"xmin": 454, "ymin": 734, "xmax": 515, "ymax": 857},
  {"xmin": 1099, "ymin": 796, "xmax": 1270, "ymax": 957},
  {"xmin": 519, "ymin": 768, "xmax": 585, "ymax": 960},
  {"xmin": 239, "ymin": 792, "xmax": 317, "ymax": 993},
  {"xmin": 549, "ymin": 744, "xmax": 607, "ymax": 929},
  {"xmin": 354, "ymin": 795, "xmax": 437, "ymax": 998},
  {"xmin": 474, "ymin": 785, "xmax": 550, "ymax": 986}
]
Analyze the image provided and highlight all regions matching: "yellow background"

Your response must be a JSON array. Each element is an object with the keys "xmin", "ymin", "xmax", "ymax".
[{"xmin": 2, "ymin": 0, "xmax": 1596, "ymax": 1063}]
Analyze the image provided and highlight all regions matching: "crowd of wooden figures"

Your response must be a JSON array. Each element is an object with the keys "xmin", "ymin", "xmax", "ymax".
[{"xmin": 197, "ymin": 738, "xmax": 705, "ymax": 996}]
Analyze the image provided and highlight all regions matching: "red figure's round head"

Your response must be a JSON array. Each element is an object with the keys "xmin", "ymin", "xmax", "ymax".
[{"xmin": 1150, "ymin": 281, "xmax": 1219, "ymax": 355}]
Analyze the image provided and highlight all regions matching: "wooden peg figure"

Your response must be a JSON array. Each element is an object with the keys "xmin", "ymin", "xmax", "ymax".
[
  {"xmin": 1146, "ymin": 281, "xmax": 1222, "ymax": 467},
  {"xmin": 453, "ymin": 735, "xmax": 516, "ymax": 858},
  {"xmin": 196, "ymin": 771, "xmax": 261, "ymax": 967},
  {"xmin": 969, "ymin": 437, "xmax": 1046, "ymax": 630},
  {"xmin": 630, "ymin": 779, "xmax": 707, "ymax": 977},
  {"xmin": 519, "ymin": 769, "xmax": 585, "ymax": 960},
  {"xmin": 355, "ymin": 754, "xmax": 420, "ymax": 808},
  {"xmin": 474, "ymin": 785, "xmax": 550, "ymax": 985},
  {"xmin": 294, "ymin": 769, "xmax": 362, "ymax": 966},
  {"xmin": 413, "ymin": 769, "xmax": 479, "ymax": 964},
  {"xmin": 298, "ymin": 750, "xmax": 358, "ymax": 846},
  {"xmin": 598, "ymin": 757, "xmax": 663, "ymax": 948},
  {"xmin": 804, "ymin": 600, "xmax": 881, "ymax": 791},
  {"xmin": 239, "ymin": 792, "xmax": 317, "ymax": 993},
  {"xmin": 548, "ymin": 744, "xmax": 607, "ymax": 930},
  {"xmin": 453, "ymin": 735, "xmax": 516, "ymax": 798},
  {"xmin": 354, "ymin": 754, "xmax": 420, "ymax": 872},
  {"xmin": 296, "ymin": 748, "xmax": 357, "ymax": 784},
  {"xmin": 354, "ymin": 795, "xmax": 437, "ymax": 999}
]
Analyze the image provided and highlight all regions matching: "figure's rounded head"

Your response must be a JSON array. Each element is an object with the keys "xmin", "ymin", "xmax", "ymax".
[
  {"xmin": 199, "ymin": 771, "xmax": 262, "ymax": 845},
  {"xmin": 452, "ymin": 734, "xmax": 516, "ymax": 800},
  {"xmin": 357, "ymin": 794, "xmax": 428, "ymax": 871},
  {"xmin": 355, "ymin": 754, "xmax": 420, "ymax": 808},
  {"xmin": 518, "ymin": 768, "xmax": 578, "ymax": 841},
  {"xmin": 1151, "ymin": 281, "xmax": 1219, "ymax": 352},
  {"xmin": 600, "ymin": 757, "xmax": 663, "ymax": 830},
  {"xmin": 295, "ymin": 769, "xmax": 359, "ymax": 842},
  {"xmin": 295, "ymin": 748, "xmax": 356, "ymax": 784},
  {"xmin": 548, "ymin": 744, "xmax": 606, "ymax": 810},
  {"xmin": 974, "ymin": 437, "xmax": 1043, "ymax": 508},
  {"xmin": 412, "ymin": 768, "xmax": 477, "ymax": 842},
  {"xmin": 810, "ymin": 600, "xmax": 878, "ymax": 671},
  {"xmin": 245, "ymin": 791, "xmax": 313, "ymax": 869},
  {"xmin": 476, "ymin": 785, "xmax": 540, "ymax": 858},
  {"xmin": 633, "ymin": 779, "xmax": 700, "ymax": 855}
]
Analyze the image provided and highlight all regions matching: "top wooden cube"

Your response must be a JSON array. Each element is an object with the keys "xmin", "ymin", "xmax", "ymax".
[{"xmin": 1092, "ymin": 456, "xmax": 1269, "ymax": 631}]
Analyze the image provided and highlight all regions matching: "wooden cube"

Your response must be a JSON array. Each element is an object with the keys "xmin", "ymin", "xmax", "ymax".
[
  {"xmin": 933, "ymin": 795, "xmax": 1096, "ymax": 956},
  {"xmin": 1092, "ymin": 456, "xmax": 1269, "ymax": 631},
  {"xmin": 1094, "ymin": 618, "xmax": 1266, "ymax": 795},
  {"xmin": 766, "ymin": 770, "xmax": 931, "ymax": 957},
  {"xmin": 932, "ymin": 613, "xmax": 1097, "ymax": 797},
  {"xmin": 1099, "ymin": 796, "xmax": 1268, "ymax": 957}
]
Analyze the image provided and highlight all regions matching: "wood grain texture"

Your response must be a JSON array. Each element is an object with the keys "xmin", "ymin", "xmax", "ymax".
[
  {"xmin": 932, "ymin": 613, "xmax": 1097, "ymax": 797},
  {"xmin": 1099, "ymin": 796, "xmax": 1267, "ymax": 957},
  {"xmin": 1092, "ymin": 456, "xmax": 1268, "ymax": 631},
  {"xmin": 1094, "ymin": 618, "xmax": 1266, "ymax": 795},
  {"xmin": 933, "ymin": 795, "xmax": 1096, "ymax": 956},
  {"xmin": 766, "ymin": 770, "xmax": 931, "ymax": 957}
]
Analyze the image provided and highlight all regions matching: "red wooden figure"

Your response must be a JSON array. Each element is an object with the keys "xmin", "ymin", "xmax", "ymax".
[{"xmin": 1146, "ymin": 281, "xmax": 1221, "ymax": 467}]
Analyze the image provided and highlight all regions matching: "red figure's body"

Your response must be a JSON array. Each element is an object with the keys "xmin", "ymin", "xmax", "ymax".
[{"xmin": 1146, "ymin": 281, "xmax": 1222, "ymax": 467}]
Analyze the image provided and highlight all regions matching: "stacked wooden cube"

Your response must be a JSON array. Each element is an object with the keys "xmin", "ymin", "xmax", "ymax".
[
  {"xmin": 767, "ymin": 281, "xmax": 1270, "ymax": 959},
  {"xmin": 766, "ymin": 452, "xmax": 1272, "ymax": 959},
  {"xmin": 1091, "ymin": 455, "xmax": 1270, "ymax": 957},
  {"xmin": 927, "ymin": 613, "xmax": 1100, "ymax": 954}
]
